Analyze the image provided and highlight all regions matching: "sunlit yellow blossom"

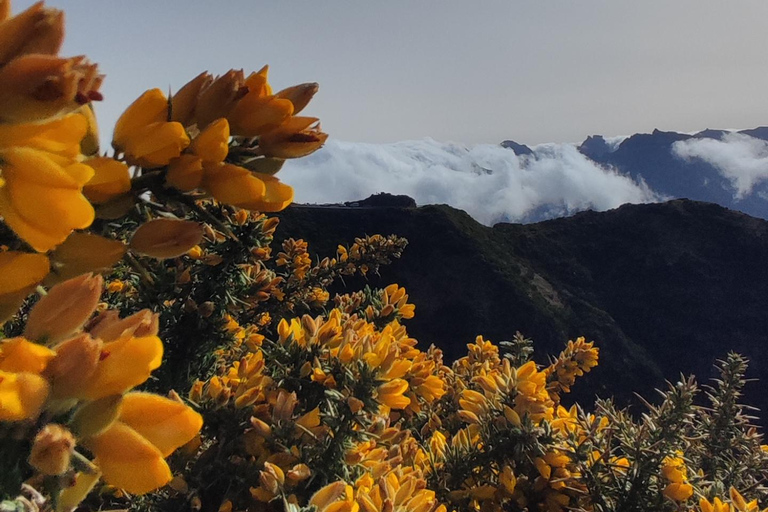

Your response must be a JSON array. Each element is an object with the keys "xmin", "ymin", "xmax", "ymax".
[
  {"xmin": 67, "ymin": 334, "xmax": 163, "ymax": 400},
  {"xmin": 0, "ymin": 337, "xmax": 55, "ymax": 373},
  {"xmin": 663, "ymin": 482, "xmax": 693, "ymax": 502},
  {"xmin": 0, "ymin": 146, "xmax": 94, "ymax": 251},
  {"xmin": 116, "ymin": 392, "xmax": 203, "ymax": 457},
  {"xmin": 0, "ymin": 112, "xmax": 87, "ymax": 158},
  {"xmin": 112, "ymin": 88, "xmax": 189, "ymax": 168},
  {"xmin": 85, "ymin": 421, "xmax": 172, "ymax": 494}
]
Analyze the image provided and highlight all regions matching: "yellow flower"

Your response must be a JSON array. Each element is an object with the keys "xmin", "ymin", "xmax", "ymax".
[
  {"xmin": 82, "ymin": 157, "xmax": 131, "ymax": 204},
  {"xmin": 663, "ymin": 482, "xmax": 693, "ymax": 502},
  {"xmin": 699, "ymin": 497, "xmax": 731, "ymax": 512},
  {"xmin": 0, "ymin": 146, "xmax": 95, "ymax": 251},
  {"xmin": 117, "ymin": 392, "xmax": 203, "ymax": 457},
  {"xmin": 84, "ymin": 420, "xmax": 172, "ymax": 494},
  {"xmin": 112, "ymin": 88, "xmax": 190, "ymax": 168},
  {"xmin": 0, "ymin": 54, "xmax": 101, "ymax": 123},
  {"xmin": 202, "ymin": 163, "xmax": 267, "ymax": 209},
  {"xmin": 0, "ymin": 337, "xmax": 56, "ymax": 373},
  {"xmin": 0, "ymin": 112, "xmax": 88, "ymax": 159},
  {"xmin": 0, "ymin": 369, "xmax": 50, "ymax": 421},
  {"xmin": 377, "ymin": 378, "xmax": 411, "ymax": 410},
  {"xmin": 72, "ymin": 334, "xmax": 163, "ymax": 401},
  {"xmin": 191, "ymin": 117, "xmax": 230, "ymax": 163},
  {"xmin": 226, "ymin": 66, "xmax": 294, "ymax": 137},
  {"xmin": 258, "ymin": 116, "xmax": 328, "ymax": 159}
]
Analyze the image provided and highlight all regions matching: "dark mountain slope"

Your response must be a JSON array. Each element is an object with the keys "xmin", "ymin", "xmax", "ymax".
[{"xmin": 278, "ymin": 198, "xmax": 768, "ymax": 413}]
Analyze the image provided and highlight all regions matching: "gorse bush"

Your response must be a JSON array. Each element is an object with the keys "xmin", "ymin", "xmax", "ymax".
[{"xmin": 0, "ymin": 2, "xmax": 767, "ymax": 511}]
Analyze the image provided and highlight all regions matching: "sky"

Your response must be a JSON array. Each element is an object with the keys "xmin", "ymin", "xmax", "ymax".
[{"xmin": 32, "ymin": 0, "xmax": 768, "ymax": 146}]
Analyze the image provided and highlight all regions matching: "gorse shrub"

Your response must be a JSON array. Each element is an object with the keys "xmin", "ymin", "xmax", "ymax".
[{"xmin": 0, "ymin": 2, "xmax": 767, "ymax": 511}]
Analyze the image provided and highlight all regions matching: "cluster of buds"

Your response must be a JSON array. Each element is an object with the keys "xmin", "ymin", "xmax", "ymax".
[
  {"xmin": 0, "ymin": 274, "xmax": 202, "ymax": 508},
  {"xmin": 108, "ymin": 66, "xmax": 327, "ymax": 215}
]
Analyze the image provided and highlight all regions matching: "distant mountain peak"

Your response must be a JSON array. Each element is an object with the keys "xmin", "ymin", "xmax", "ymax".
[{"xmin": 500, "ymin": 140, "xmax": 533, "ymax": 156}]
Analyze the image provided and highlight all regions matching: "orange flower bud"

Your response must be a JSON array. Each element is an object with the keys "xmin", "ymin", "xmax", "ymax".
[
  {"xmin": 0, "ymin": 54, "xmax": 102, "ymax": 123},
  {"xmin": 171, "ymin": 71, "xmax": 213, "ymax": 127},
  {"xmin": 0, "ymin": 251, "xmax": 50, "ymax": 294},
  {"xmin": 0, "ymin": 2, "xmax": 64, "ymax": 67},
  {"xmin": 166, "ymin": 154, "xmax": 204, "ymax": 191},
  {"xmin": 195, "ymin": 69, "xmax": 246, "ymax": 129},
  {"xmin": 113, "ymin": 88, "xmax": 168, "ymax": 150},
  {"xmin": 191, "ymin": 117, "xmax": 229, "ymax": 163},
  {"xmin": 130, "ymin": 218, "xmax": 204, "ymax": 259},
  {"xmin": 24, "ymin": 273, "xmax": 103, "ymax": 344},
  {"xmin": 242, "ymin": 174, "xmax": 293, "ymax": 213},
  {"xmin": 46, "ymin": 232, "xmax": 126, "ymax": 285},
  {"xmin": 83, "ymin": 157, "xmax": 131, "ymax": 204},
  {"xmin": 28, "ymin": 424, "xmax": 75, "ymax": 475},
  {"xmin": 45, "ymin": 333, "xmax": 101, "ymax": 399},
  {"xmin": 275, "ymin": 82, "xmax": 318, "ymax": 115},
  {"xmin": 201, "ymin": 163, "xmax": 268, "ymax": 210},
  {"xmin": 258, "ymin": 117, "xmax": 328, "ymax": 159},
  {"xmin": 227, "ymin": 95, "xmax": 293, "ymax": 138}
]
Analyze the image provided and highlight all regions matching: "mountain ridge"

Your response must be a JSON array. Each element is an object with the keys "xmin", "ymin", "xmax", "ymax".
[{"xmin": 277, "ymin": 197, "xmax": 768, "ymax": 417}]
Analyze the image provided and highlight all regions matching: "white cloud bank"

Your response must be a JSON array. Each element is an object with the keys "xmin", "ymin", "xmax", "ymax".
[
  {"xmin": 281, "ymin": 139, "xmax": 660, "ymax": 225},
  {"xmin": 673, "ymin": 134, "xmax": 768, "ymax": 199}
]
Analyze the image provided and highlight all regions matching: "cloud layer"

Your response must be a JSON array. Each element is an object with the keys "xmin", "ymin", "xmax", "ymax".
[
  {"xmin": 673, "ymin": 134, "xmax": 768, "ymax": 199},
  {"xmin": 281, "ymin": 139, "xmax": 660, "ymax": 225}
]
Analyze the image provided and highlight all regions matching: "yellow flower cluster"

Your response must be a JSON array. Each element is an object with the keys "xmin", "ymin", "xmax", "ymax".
[
  {"xmin": 0, "ymin": 1, "xmax": 101, "ymax": 251},
  {"xmin": 0, "ymin": 274, "xmax": 202, "ymax": 506}
]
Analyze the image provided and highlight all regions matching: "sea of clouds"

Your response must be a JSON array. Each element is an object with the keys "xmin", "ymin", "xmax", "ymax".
[
  {"xmin": 281, "ymin": 139, "xmax": 660, "ymax": 226},
  {"xmin": 673, "ymin": 134, "xmax": 768, "ymax": 200}
]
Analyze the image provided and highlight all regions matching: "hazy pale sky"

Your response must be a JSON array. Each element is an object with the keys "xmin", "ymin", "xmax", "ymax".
[{"xmin": 26, "ymin": 0, "xmax": 768, "ymax": 145}]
